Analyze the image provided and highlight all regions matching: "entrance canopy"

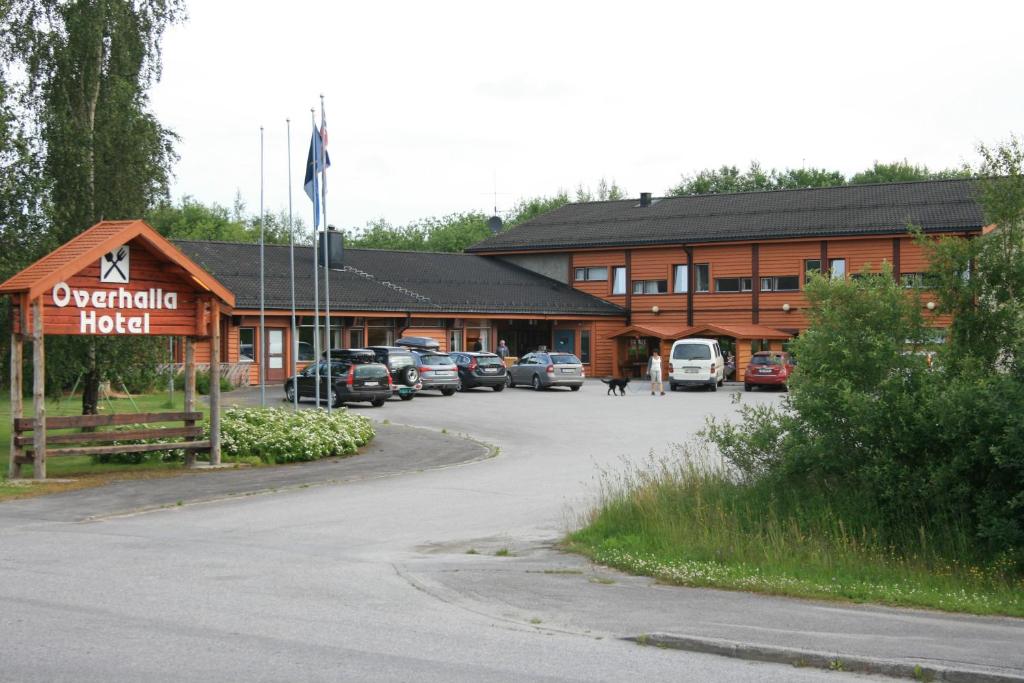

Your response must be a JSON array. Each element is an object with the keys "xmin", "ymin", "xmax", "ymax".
[
  {"xmin": 604, "ymin": 323, "xmax": 685, "ymax": 340},
  {"xmin": 675, "ymin": 323, "xmax": 791, "ymax": 341}
]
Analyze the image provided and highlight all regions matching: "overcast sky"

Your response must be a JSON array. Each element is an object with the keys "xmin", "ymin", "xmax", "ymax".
[{"xmin": 151, "ymin": 0, "xmax": 1024, "ymax": 230}]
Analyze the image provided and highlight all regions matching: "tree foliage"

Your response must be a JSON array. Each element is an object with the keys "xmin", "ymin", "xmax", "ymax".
[
  {"xmin": 1, "ymin": 0, "xmax": 185, "ymax": 407},
  {"xmin": 147, "ymin": 196, "xmax": 311, "ymax": 246},
  {"xmin": 669, "ymin": 160, "xmax": 971, "ymax": 196},
  {"xmin": 703, "ymin": 139, "xmax": 1024, "ymax": 569}
]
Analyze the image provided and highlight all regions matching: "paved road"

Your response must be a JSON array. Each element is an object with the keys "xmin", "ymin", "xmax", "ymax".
[{"xmin": 1, "ymin": 380, "xmax": 1020, "ymax": 681}]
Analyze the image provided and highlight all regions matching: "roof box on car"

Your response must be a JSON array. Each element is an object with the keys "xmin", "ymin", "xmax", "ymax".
[{"xmin": 395, "ymin": 336, "xmax": 440, "ymax": 350}]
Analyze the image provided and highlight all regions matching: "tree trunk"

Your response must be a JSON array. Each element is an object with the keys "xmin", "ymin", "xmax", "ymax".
[{"xmin": 82, "ymin": 339, "xmax": 99, "ymax": 419}]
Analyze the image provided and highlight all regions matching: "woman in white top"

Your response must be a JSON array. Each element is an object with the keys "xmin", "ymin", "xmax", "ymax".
[{"xmin": 648, "ymin": 350, "xmax": 665, "ymax": 396}]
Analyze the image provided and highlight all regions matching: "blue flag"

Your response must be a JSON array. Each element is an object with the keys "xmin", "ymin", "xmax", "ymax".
[{"xmin": 304, "ymin": 125, "xmax": 330, "ymax": 227}]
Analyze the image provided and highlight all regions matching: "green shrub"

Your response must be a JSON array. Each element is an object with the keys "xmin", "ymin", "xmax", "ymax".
[
  {"xmin": 212, "ymin": 406, "xmax": 374, "ymax": 464},
  {"xmin": 172, "ymin": 370, "xmax": 233, "ymax": 395},
  {"xmin": 91, "ymin": 424, "xmax": 188, "ymax": 464}
]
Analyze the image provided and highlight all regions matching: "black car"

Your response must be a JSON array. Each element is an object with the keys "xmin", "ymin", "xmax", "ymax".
[
  {"xmin": 450, "ymin": 352, "xmax": 507, "ymax": 391},
  {"xmin": 365, "ymin": 346, "xmax": 421, "ymax": 400},
  {"xmin": 285, "ymin": 358, "xmax": 391, "ymax": 408}
]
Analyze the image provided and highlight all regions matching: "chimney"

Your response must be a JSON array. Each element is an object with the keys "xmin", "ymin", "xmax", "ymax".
[
  {"xmin": 318, "ymin": 226, "xmax": 344, "ymax": 269},
  {"xmin": 639, "ymin": 192, "xmax": 652, "ymax": 207},
  {"xmin": 487, "ymin": 215, "xmax": 503, "ymax": 234}
]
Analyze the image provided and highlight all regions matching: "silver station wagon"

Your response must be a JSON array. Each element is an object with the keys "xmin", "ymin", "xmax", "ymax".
[{"xmin": 506, "ymin": 352, "xmax": 584, "ymax": 391}]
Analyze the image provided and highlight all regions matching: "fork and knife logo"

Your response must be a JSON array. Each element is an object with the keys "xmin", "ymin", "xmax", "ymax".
[{"xmin": 100, "ymin": 245, "xmax": 130, "ymax": 283}]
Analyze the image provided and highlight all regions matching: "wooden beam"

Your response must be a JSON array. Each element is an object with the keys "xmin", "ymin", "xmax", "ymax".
[
  {"xmin": 31, "ymin": 297, "xmax": 45, "ymax": 480},
  {"xmin": 685, "ymin": 247, "xmax": 695, "ymax": 327},
  {"xmin": 751, "ymin": 244, "xmax": 760, "ymax": 324},
  {"xmin": 18, "ymin": 426, "xmax": 202, "ymax": 447},
  {"xmin": 209, "ymin": 298, "xmax": 221, "ymax": 465},
  {"xmin": 8, "ymin": 296, "xmax": 23, "ymax": 478},
  {"xmin": 47, "ymin": 440, "xmax": 211, "ymax": 459},
  {"xmin": 14, "ymin": 411, "xmax": 202, "ymax": 431},
  {"xmin": 892, "ymin": 237, "xmax": 902, "ymax": 282},
  {"xmin": 184, "ymin": 336, "xmax": 197, "ymax": 468}
]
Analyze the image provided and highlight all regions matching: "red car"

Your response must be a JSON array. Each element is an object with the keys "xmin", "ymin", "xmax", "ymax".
[{"xmin": 744, "ymin": 351, "xmax": 795, "ymax": 391}]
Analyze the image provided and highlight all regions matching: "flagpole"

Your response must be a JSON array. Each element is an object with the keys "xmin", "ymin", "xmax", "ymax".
[
  {"xmin": 287, "ymin": 118, "xmax": 298, "ymax": 411},
  {"xmin": 310, "ymin": 110, "xmax": 321, "ymax": 408},
  {"xmin": 259, "ymin": 125, "xmax": 266, "ymax": 407},
  {"xmin": 320, "ymin": 94, "xmax": 331, "ymax": 414}
]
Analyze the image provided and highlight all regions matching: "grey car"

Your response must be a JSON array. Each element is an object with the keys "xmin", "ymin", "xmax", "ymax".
[
  {"xmin": 410, "ymin": 349, "xmax": 460, "ymax": 396},
  {"xmin": 506, "ymin": 352, "xmax": 584, "ymax": 391}
]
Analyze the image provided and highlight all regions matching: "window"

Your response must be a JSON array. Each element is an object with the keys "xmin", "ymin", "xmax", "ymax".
[
  {"xmin": 448, "ymin": 329, "xmax": 463, "ymax": 352},
  {"xmin": 466, "ymin": 320, "xmax": 491, "ymax": 351},
  {"xmin": 238, "ymin": 327, "xmax": 255, "ymax": 362},
  {"xmin": 714, "ymin": 277, "xmax": 752, "ymax": 293},
  {"xmin": 673, "ymin": 264, "xmax": 688, "ymax": 293},
  {"xmin": 829, "ymin": 258, "xmax": 846, "ymax": 280},
  {"xmin": 760, "ymin": 275, "xmax": 800, "ymax": 292},
  {"xmin": 574, "ymin": 266, "xmax": 608, "ymax": 282},
  {"xmin": 694, "ymin": 264, "xmax": 710, "ymax": 292},
  {"xmin": 632, "ymin": 279, "xmax": 668, "ymax": 295},
  {"xmin": 611, "ymin": 266, "xmax": 627, "ymax": 295},
  {"xmin": 805, "ymin": 259, "xmax": 822, "ymax": 282},
  {"xmin": 347, "ymin": 327, "xmax": 364, "ymax": 349},
  {"xmin": 580, "ymin": 330, "xmax": 591, "ymax": 364},
  {"xmin": 901, "ymin": 272, "xmax": 939, "ymax": 289},
  {"xmin": 367, "ymin": 319, "xmax": 395, "ymax": 346}
]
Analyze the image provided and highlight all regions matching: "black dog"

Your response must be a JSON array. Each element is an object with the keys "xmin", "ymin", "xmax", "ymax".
[{"xmin": 601, "ymin": 377, "xmax": 630, "ymax": 396}]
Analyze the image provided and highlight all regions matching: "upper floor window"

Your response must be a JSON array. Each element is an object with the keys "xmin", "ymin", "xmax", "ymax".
[
  {"xmin": 611, "ymin": 266, "xmax": 627, "ymax": 294},
  {"xmin": 760, "ymin": 275, "xmax": 800, "ymax": 292},
  {"xmin": 575, "ymin": 266, "xmax": 608, "ymax": 282},
  {"xmin": 715, "ymin": 277, "xmax": 752, "ymax": 293},
  {"xmin": 694, "ymin": 264, "xmax": 710, "ymax": 292},
  {"xmin": 829, "ymin": 258, "xmax": 846, "ymax": 280},
  {"xmin": 632, "ymin": 279, "xmax": 668, "ymax": 295},
  {"xmin": 805, "ymin": 259, "xmax": 822, "ymax": 283},
  {"xmin": 673, "ymin": 264, "xmax": 688, "ymax": 293}
]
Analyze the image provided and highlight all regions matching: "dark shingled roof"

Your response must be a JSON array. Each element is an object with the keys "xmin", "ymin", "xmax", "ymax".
[
  {"xmin": 173, "ymin": 240, "xmax": 624, "ymax": 316},
  {"xmin": 466, "ymin": 179, "xmax": 986, "ymax": 253}
]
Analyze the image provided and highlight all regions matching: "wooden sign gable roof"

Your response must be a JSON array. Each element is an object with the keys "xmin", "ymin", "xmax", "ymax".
[{"xmin": 0, "ymin": 220, "xmax": 235, "ymax": 306}]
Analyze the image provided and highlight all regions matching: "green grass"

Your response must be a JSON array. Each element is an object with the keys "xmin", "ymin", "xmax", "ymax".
[
  {"xmin": 0, "ymin": 391, "xmax": 211, "ymax": 499},
  {"xmin": 569, "ymin": 452, "xmax": 1024, "ymax": 617}
]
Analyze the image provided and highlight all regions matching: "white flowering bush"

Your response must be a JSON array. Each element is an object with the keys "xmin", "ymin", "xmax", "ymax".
[{"xmin": 210, "ymin": 407, "xmax": 375, "ymax": 464}]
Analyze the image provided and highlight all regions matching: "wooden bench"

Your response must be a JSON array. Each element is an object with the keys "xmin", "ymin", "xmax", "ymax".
[{"xmin": 12, "ymin": 411, "xmax": 209, "ymax": 464}]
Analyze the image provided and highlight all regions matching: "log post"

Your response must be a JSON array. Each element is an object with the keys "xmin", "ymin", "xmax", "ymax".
[
  {"xmin": 183, "ymin": 336, "xmax": 197, "ymax": 468},
  {"xmin": 8, "ymin": 297, "xmax": 24, "ymax": 479},
  {"xmin": 31, "ymin": 297, "xmax": 45, "ymax": 480},
  {"xmin": 209, "ymin": 299, "xmax": 221, "ymax": 465}
]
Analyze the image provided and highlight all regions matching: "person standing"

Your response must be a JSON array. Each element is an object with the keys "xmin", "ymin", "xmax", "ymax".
[
  {"xmin": 648, "ymin": 349, "xmax": 665, "ymax": 396},
  {"xmin": 496, "ymin": 339, "xmax": 509, "ymax": 359}
]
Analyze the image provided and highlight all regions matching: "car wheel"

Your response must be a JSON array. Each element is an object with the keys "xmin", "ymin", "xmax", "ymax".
[
  {"xmin": 456, "ymin": 381, "xmax": 465, "ymax": 392},
  {"xmin": 399, "ymin": 393, "xmax": 414, "ymax": 401},
  {"xmin": 709, "ymin": 381, "xmax": 717, "ymax": 392},
  {"xmin": 506, "ymin": 374, "xmax": 515, "ymax": 388},
  {"xmin": 718, "ymin": 377, "xmax": 724, "ymax": 387},
  {"xmin": 441, "ymin": 388, "xmax": 456, "ymax": 397},
  {"xmin": 532, "ymin": 374, "xmax": 543, "ymax": 391},
  {"xmin": 492, "ymin": 383, "xmax": 504, "ymax": 392},
  {"xmin": 331, "ymin": 388, "xmax": 343, "ymax": 407},
  {"xmin": 371, "ymin": 398, "xmax": 385, "ymax": 407},
  {"xmin": 285, "ymin": 383, "xmax": 296, "ymax": 402},
  {"xmin": 570, "ymin": 385, "xmax": 581, "ymax": 392},
  {"xmin": 399, "ymin": 366, "xmax": 419, "ymax": 386},
  {"xmin": 744, "ymin": 383, "xmax": 752, "ymax": 391},
  {"xmin": 782, "ymin": 384, "xmax": 789, "ymax": 392}
]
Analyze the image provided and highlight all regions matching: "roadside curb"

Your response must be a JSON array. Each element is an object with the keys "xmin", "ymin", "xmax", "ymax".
[{"xmin": 627, "ymin": 633, "xmax": 1024, "ymax": 682}]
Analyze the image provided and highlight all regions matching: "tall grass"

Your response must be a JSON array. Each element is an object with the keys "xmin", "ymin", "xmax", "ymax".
[{"xmin": 569, "ymin": 446, "xmax": 1024, "ymax": 616}]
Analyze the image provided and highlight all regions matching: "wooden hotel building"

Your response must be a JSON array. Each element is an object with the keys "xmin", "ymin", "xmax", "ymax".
[{"xmin": 176, "ymin": 179, "xmax": 986, "ymax": 384}]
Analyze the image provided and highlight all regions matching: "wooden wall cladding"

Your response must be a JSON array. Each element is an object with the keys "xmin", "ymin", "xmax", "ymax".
[
  {"xmin": 591, "ymin": 320, "xmax": 622, "ymax": 376},
  {"xmin": 41, "ymin": 245, "xmax": 199, "ymax": 336},
  {"xmin": 830, "ymin": 238, "xmax": 893, "ymax": 274},
  {"xmin": 692, "ymin": 244, "xmax": 751, "ymax": 278},
  {"xmin": 759, "ymin": 241, "xmax": 819, "ymax": 275}
]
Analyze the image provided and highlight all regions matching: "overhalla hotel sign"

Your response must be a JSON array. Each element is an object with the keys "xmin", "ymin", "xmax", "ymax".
[{"xmin": 50, "ymin": 244, "xmax": 180, "ymax": 334}]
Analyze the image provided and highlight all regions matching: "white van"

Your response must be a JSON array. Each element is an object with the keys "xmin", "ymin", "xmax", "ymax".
[{"xmin": 669, "ymin": 338, "xmax": 725, "ymax": 391}]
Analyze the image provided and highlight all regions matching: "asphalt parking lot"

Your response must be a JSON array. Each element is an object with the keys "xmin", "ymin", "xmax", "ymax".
[{"xmin": 4, "ymin": 379, "xmax": 1021, "ymax": 682}]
